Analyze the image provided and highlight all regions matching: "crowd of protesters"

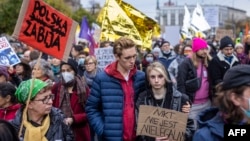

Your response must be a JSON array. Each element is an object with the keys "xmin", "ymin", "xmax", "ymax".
[{"xmin": 0, "ymin": 33, "xmax": 249, "ymax": 141}]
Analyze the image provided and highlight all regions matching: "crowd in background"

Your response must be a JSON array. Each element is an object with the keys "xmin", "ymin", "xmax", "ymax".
[{"xmin": 0, "ymin": 34, "xmax": 250, "ymax": 141}]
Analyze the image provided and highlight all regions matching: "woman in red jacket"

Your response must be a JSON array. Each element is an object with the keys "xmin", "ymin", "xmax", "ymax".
[
  {"xmin": 52, "ymin": 59, "xmax": 91, "ymax": 141},
  {"xmin": 0, "ymin": 82, "xmax": 21, "ymax": 120}
]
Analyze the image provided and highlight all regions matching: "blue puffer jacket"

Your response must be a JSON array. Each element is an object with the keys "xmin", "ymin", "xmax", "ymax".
[
  {"xmin": 85, "ymin": 64, "xmax": 145, "ymax": 141},
  {"xmin": 193, "ymin": 107, "xmax": 224, "ymax": 141}
]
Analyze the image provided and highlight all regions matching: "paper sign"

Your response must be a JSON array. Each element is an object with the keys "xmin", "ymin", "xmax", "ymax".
[
  {"xmin": 12, "ymin": 0, "xmax": 78, "ymax": 62},
  {"xmin": 0, "ymin": 37, "xmax": 21, "ymax": 66},
  {"xmin": 215, "ymin": 29, "xmax": 234, "ymax": 41},
  {"xmin": 137, "ymin": 105, "xmax": 188, "ymax": 141},
  {"xmin": 94, "ymin": 47, "xmax": 115, "ymax": 70}
]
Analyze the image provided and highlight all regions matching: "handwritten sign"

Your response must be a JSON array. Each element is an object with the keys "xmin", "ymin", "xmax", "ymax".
[
  {"xmin": 137, "ymin": 105, "xmax": 188, "ymax": 141},
  {"xmin": 215, "ymin": 28, "xmax": 234, "ymax": 41},
  {"xmin": 0, "ymin": 37, "xmax": 21, "ymax": 66},
  {"xmin": 94, "ymin": 47, "xmax": 115, "ymax": 70},
  {"xmin": 12, "ymin": 0, "xmax": 78, "ymax": 62}
]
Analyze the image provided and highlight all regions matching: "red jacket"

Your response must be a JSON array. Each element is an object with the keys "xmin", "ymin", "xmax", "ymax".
[
  {"xmin": 52, "ymin": 83, "xmax": 91, "ymax": 141},
  {"xmin": 0, "ymin": 103, "xmax": 21, "ymax": 120},
  {"xmin": 105, "ymin": 61, "xmax": 137, "ymax": 141}
]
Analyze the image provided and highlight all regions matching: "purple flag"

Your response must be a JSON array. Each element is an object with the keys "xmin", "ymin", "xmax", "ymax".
[{"xmin": 79, "ymin": 16, "xmax": 96, "ymax": 55}]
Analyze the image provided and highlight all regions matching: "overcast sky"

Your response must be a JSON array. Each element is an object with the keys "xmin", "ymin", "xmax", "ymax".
[{"xmin": 81, "ymin": 0, "xmax": 250, "ymax": 20}]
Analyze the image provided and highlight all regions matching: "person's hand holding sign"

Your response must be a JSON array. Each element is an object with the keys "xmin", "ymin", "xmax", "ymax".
[
  {"xmin": 155, "ymin": 136, "xmax": 170, "ymax": 141},
  {"xmin": 181, "ymin": 101, "xmax": 191, "ymax": 113}
]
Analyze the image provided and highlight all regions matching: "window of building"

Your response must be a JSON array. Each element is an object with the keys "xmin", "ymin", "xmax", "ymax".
[{"xmin": 171, "ymin": 13, "xmax": 175, "ymax": 25}]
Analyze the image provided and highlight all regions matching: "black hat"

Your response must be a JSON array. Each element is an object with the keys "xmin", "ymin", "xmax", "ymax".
[
  {"xmin": 60, "ymin": 58, "xmax": 78, "ymax": 74},
  {"xmin": 222, "ymin": 65, "xmax": 250, "ymax": 90},
  {"xmin": 220, "ymin": 36, "xmax": 234, "ymax": 49}
]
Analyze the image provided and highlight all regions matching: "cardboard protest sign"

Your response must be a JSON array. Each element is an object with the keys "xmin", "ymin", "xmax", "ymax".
[
  {"xmin": 137, "ymin": 105, "xmax": 188, "ymax": 141},
  {"xmin": 0, "ymin": 37, "xmax": 21, "ymax": 66},
  {"xmin": 12, "ymin": 0, "xmax": 78, "ymax": 62},
  {"xmin": 94, "ymin": 46, "xmax": 115, "ymax": 70},
  {"xmin": 215, "ymin": 29, "xmax": 234, "ymax": 41}
]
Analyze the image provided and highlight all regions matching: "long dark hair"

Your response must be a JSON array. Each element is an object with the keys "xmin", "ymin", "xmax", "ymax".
[{"xmin": 0, "ymin": 119, "xmax": 19, "ymax": 141}]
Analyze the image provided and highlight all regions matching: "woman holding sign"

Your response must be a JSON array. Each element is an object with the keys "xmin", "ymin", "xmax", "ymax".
[{"xmin": 136, "ymin": 61, "xmax": 194, "ymax": 141}]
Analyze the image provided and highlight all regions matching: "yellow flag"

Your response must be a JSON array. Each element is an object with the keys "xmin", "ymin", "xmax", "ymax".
[
  {"xmin": 119, "ymin": 0, "xmax": 160, "ymax": 48},
  {"xmin": 97, "ymin": 0, "xmax": 142, "ymax": 45},
  {"xmin": 97, "ymin": 0, "xmax": 161, "ymax": 49}
]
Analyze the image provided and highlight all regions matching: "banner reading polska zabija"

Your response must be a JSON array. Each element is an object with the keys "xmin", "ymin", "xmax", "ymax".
[{"xmin": 12, "ymin": 0, "xmax": 78, "ymax": 62}]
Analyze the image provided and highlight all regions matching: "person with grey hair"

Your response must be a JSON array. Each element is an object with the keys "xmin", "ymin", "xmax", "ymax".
[{"xmin": 29, "ymin": 58, "xmax": 54, "ymax": 84}]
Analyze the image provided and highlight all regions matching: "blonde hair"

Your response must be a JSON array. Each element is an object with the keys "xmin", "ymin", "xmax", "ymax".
[
  {"xmin": 146, "ymin": 61, "xmax": 171, "ymax": 83},
  {"xmin": 84, "ymin": 55, "xmax": 97, "ymax": 66}
]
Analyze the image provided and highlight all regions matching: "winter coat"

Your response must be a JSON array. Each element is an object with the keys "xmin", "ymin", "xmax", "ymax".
[
  {"xmin": 193, "ymin": 107, "xmax": 224, "ymax": 141},
  {"xmin": 52, "ymin": 82, "xmax": 91, "ymax": 141},
  {"xmin": 0, "ymin": 103, "xmax": 21, "ymax": 120},
  {"xmin": 208, "ymin": 51, "xmax": 239, "ymax": 88},
  {"xmin": 177, "ymin": 58, "xmax": 198, "ymax": 102},
  {"xmin": 85, "ymin": 62, "xmax": 145, "ymax": 141},
  {"xmin": 136, "ymin": 85, "xmax": 195, "ymax": 141},
  {"xmin": 11, "ymin": 107, "xmax": 74, "ymax": 141},
  {"xmin": 158, "ymin": 51, "xmax": 177, "ymax": 69}
]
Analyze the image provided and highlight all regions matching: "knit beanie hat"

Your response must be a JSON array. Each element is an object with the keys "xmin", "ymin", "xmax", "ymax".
[
  {"xmin": 15, "ymin": 79, "xmax": 48, "ymax": 104},
  {"xmin": 235, "ymin": 43, "xmax": 244, "ymax": 49},
  {"xmin": 220, "ymin": 36, "xmax": 234, "ymax": 49},
  {"xmin": 0, "ymin": 66, "xmax": 9, "ymax": 80},
  {"xmin": 60, "ymin": 58, "xmax": 78, "ymax": 74},
  {"xmin": 192, "ymin": 38, "xmax": 208, "ymax": 52}
]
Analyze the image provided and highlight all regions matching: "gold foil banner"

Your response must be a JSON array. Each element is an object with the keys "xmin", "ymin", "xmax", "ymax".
[{"xmin": 97, "ymin": 0, "xmax": 160, "ymax": 49}]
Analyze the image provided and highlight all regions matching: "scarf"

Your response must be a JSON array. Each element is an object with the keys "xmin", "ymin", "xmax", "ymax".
[
  {"xmin": 23, "ymin": 112, "xmax": 50, "ymax": 141},
  {"xmin": 59, "ymin": 75, "xmax": 87, "ymax": 117},
  {"xmin": 224, "ymin": 56, "xmax": 233, "ymax": 63},
  {"xmin": 84, "ymin": 70, "xmax": 96, "ymax": 87}
]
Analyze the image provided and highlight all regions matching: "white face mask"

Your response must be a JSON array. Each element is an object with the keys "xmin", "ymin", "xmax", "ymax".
[
  {"xmin": 146, "ymin": 57, "xmax": 154, "ymax": 63},
  {"xmin": 62, "ymin": 72, "xmax": 74, "ymax": 83},
  {"xmin": 212, "ymin": 42, "xmax": 217, "ymax": 47}
]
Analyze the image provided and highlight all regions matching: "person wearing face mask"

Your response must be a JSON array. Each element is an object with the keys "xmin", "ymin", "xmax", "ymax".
[
  {"xmin": 51, "ymin": 58, "xmax": 91, "ymax": 141},
  {"xmin": 141, "ymin": 53, "xmax": 155, "ymax": 72},
  {"xmin": 177, "ymin": 38, "xmax": 212, "ymax": 132},
  {"xmin": 77, "ymin": 51, "xmax": 88, "ymax": 77},
  {"xmin": 193, "ymin": 65, "xmax": 250, "ymax": 141},
  {"xmin": 158, "ymin": 41, "xmax": 177, "ymax": 70},
  {"xmin": 51, "ymin": 57, "xmax": 61, "ymax": 83},
  {"xmin": 208, "ymin": 36, "xmax": 239, "ymax": 96}
]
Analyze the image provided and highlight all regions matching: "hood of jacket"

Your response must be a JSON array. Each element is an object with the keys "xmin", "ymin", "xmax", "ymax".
[{"xmin": 0, "ymin": 103, "xmax": 21, "ymax": 111}]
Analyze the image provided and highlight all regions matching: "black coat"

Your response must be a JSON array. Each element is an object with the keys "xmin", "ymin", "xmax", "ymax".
[
  {"xmin": 177, "ymin": 58, "xmax": 197, "ymax": 102},
  {"xmin": 208, "ymin": 52, "xmax": 239, "ymax": 88},
  {"xmin": 136, "ymin": 84, "xmax": 194, "ymax": 141},
  {"xmin": 11, "ymin": 107, "xmax": 74, "ymax": 141}
]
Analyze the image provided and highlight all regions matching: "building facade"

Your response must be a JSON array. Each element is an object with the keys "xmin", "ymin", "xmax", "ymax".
[{"xmin": 158, "ymin": 4, "xmax": 247, "ymax": 28}]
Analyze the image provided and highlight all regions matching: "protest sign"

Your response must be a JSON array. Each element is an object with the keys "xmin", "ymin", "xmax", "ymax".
[
  {"xmin": 137, "ymin": 105, "xmax": 188, "ymax": 141},
  {"xmin": 12, "ymin": 0, "xmax": 78, "ymax": 62},
  {"xmin": 215, "ymin": 29, "xmax": 234, "ymax": 41},
  {"xmin": 94, "ymin": 47, "xmax": 115, "ymax": 70},
  {"xmin": 0, "ymin": 37, "xmax": 21, "ymax": 66}
]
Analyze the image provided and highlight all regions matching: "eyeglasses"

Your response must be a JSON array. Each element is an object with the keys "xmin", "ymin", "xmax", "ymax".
[
  {"xmin": 84, "ymin": 62, "xmax": 95, "ymax": 66},
  {"xmin": 33, "ymin": 94, "xmax": 55, "ymax": 104}
]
